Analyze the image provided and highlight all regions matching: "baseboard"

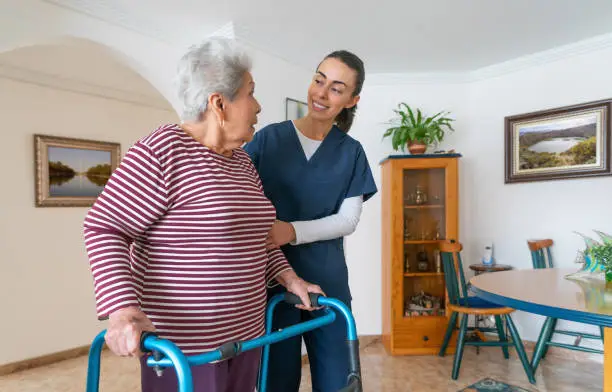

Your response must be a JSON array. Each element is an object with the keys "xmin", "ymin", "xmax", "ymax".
[
  {"xmin": 301, "ymin": 335, "xmax": 381, "ymax": 365},
  {"xmin": 0, "ymin": 345, "xmax": 105, "ymax": 376}
]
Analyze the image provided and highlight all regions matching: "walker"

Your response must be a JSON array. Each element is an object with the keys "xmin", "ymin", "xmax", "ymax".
[{"xmin": 85, "ymin": 293, "xmax": 363, "ymax": 392}]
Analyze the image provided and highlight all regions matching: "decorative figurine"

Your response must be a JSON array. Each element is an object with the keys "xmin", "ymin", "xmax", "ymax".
[
  {"xmin": 404, "ymin": 217, "xmax": 413, "ymax": 239},
  {"xmin": 417, "ymin": 247, "xmax": 429, "ymax": 271},
  {"xmin": 565, "ymin": 230, "xmax": 611, "ymax": 282},
  {"xmin": 434, "ymin": 250, "xmax": 442, "ymax": 273},
  {"xmin": 406, "ymin": 290, "xmax": 442, "ymax": 316},
  {"xmin": 415, "ymin": 185, "xmax": 427, "ymax": 205}
]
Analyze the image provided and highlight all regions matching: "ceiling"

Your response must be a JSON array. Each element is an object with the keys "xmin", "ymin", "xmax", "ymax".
[
  {"xmin": 0, "ymin": 40, "xmax": 170, "ymax": 108},
  {"xmin": 42, "ymin": 0, "xmax": 612, "ymax": 73}
]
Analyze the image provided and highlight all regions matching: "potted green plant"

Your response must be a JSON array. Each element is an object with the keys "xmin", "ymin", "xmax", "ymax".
[{"xmin": 383, "ymin": 103, "xmax": 455, "ymax": 154}]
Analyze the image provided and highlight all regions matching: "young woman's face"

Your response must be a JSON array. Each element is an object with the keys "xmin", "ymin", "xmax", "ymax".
[
  {"xmin": 307, "ymin": 57, "xmax": 360, "ymax": 122},
  {"xmin": 222, "ymin": 71, "xmax": 261, "ymax": 145}
]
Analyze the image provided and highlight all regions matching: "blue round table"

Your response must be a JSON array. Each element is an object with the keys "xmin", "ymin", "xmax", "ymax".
[{"xmin": 470, "ymin": 268, "xmax": 611, "ymax": 390}]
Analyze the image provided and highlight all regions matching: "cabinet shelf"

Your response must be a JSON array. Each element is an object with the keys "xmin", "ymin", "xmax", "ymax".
[
  {"xmin": 404, "ymin": 272, "xmax": 444, "ymax": 277},
  {"xmin": 404, "ymin": 204, "xmax": 444, "ymax": 209},
  {"xmin": 403, "ymin": 314, "xmax": 447, "ymax": 319},
  {"xmin": 404, "ymin": 240, "xmax": 442, "ymax": 244}
]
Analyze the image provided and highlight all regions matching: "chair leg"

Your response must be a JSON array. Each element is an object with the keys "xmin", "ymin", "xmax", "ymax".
[
  {"xmin": 531, "ymin": 317, "xmax": 555, "ymax": 373},
  {"xmin": 452, "ymin": 313, "xmax": 469, "ymax": 380},
  {"xmin": 505, "ymin": 314, "xmax": 536, "ymax": 384},
  {"xmin": 439, "ymin": 311, "xmax": 458, "ymax": 357},
  {"xmin": 541, "ymin": 318, "xmax": 558, "ymax": 359},
  {"xmin": 494, "ymin": 315, "xmax": 509, "ymax": 359}
]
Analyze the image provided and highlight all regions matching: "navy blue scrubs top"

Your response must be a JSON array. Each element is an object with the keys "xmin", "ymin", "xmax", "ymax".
[{"xmin": 243, "ymin": 120, "xmax": 377, "ymax": 302}]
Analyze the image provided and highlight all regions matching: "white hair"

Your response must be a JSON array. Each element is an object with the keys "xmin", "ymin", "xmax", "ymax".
[{"xmin": 175, "ymin": 37, "xmax": 252, "ymax": 122}]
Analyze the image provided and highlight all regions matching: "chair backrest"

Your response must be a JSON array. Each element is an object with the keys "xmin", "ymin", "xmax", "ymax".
[
  {"xmin": 439, "ymin": 240, "xmax": 468, "ymax": 306},
  {"xmin": 527, "ymin": 239, "xmax": 554, "ymax": 269}
]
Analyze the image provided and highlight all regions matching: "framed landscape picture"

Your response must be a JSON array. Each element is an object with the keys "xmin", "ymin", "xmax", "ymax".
[
  {"xmin": 505, "ymin": 99, "xmax": 611, "ymax": 184},
  {"xmin": 34, "ymin": 134, "xmax": 121, "ymax": 207},
  {"xmin": 285, "ymin": 97, "xmax": 308, "ymax": 121}
]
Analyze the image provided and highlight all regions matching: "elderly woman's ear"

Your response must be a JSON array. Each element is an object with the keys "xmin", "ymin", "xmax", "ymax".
[{"xmin": 208, "ymin": 93, "xmax": 226, "ymax": 127}]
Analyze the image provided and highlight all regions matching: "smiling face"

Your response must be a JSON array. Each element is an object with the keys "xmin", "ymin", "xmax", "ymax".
[
  {"xmin": 219, "ymin": 71, "xmax": 261, "ymax": 145},
  {"xmin": 307, "ymin": 57, "xmax": 360, "ymax": 122}
]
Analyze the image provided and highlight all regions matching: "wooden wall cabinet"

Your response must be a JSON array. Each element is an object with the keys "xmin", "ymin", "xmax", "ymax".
[{"xmin": 381, "ymin": 154, "xmax": 460, "ymax": 355}]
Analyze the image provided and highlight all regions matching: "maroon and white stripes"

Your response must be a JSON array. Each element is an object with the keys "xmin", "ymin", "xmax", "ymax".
[{"xmin": 83, "ymin": 124, "xmax": 291, "ymax": 353}]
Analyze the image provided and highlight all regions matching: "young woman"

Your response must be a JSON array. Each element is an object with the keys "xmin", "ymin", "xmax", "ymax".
[{"xmin": 244, "ymin": 50, "xmax": 377, "ymax": 392}]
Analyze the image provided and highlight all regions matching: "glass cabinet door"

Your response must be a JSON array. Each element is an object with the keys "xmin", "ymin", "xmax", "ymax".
[{"xmin": 402, "ymin": 167, "xmax": 447, "ymax": 318}]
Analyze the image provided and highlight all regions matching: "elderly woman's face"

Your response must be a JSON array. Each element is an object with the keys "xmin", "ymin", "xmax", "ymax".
[{"xmin": 223, "ymin": 71, "xmax": 261, "ymax": 145}]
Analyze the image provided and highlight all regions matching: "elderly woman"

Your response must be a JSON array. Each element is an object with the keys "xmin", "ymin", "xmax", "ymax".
[{"xmin": 83, "ymin": 37, "xmax": 323, "ymax": 392}]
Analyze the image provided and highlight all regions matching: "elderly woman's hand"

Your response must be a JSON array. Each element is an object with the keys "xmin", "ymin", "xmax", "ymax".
[
  {"xmin": 276, "ymin": 270, "xmax": 325, "ymax": 311},
  {"xmin": 105, "ymin": 306, "xmax": 156, "ymax": 357},
  {"xmin": 266, "ymin": 220, "xmax": 296, "ymax": 250}
]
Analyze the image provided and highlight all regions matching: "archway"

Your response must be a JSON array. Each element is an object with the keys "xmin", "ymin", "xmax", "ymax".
[
  {"xmin": 0, "ymin": 35, "xmax": 179, "ymax": 109},
  {"xmin": 0, "ymin": 38, "xmax": 178, "ymax": 367}
]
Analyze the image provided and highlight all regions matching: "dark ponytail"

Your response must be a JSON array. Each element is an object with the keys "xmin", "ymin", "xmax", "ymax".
[
  {"xmin": 335, "ymin": 106, "xmax": 357, "ymax": 133},
  {"xmin": 321, "ymin": 50, "xmax": 365, "ymax": 133}
]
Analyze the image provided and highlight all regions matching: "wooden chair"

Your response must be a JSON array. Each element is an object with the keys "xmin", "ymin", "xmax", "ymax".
[
  {"xmin": 527, "ymin": 239, "xmax": 604, "ymax": 373},
  {"xmin": 438, "ymin": 240, "xmax": 536, "ymax": 384}
]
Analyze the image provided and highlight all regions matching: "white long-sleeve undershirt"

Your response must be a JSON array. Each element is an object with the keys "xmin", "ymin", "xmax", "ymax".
[{"xmin": 291, "ymin": 195, "xmax": 363, "ymax": 245}]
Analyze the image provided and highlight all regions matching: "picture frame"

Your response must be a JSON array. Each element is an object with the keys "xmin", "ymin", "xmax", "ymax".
[
  {"xmin": 504, "ymin": 98, "xmax": 611, "ymax": 184},
  {"xmin": 34, "ymin": 134, "xmax": 121, "ymax": 207},
  {"xmin": 285, "ymin": 97, "xmax": 308, "ymax": 121}
]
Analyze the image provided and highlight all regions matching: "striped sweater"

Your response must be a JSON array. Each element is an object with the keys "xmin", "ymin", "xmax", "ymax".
[{"xmin": 83, "ymin": 124, "xmax": 292, "ymax": 353}]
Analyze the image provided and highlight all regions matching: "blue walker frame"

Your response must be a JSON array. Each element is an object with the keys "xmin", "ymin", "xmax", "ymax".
[{"xmin": 85, "ymin": 293, "xmax": 363, "ymax": 392}]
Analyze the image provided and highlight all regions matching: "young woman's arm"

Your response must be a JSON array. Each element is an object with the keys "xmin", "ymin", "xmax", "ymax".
[
  {"xmin": 265, "ymin": 196, "xmax": 363, "ymax": 248},
  {"xmin": 290, "ymin": 195, "xmax": 363, "ymax": 245}
]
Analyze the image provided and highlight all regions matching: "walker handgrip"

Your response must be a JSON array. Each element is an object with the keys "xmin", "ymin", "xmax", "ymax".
[
  {"xmin": 283, "ymin": 292, "xmax": 322, "ymax": 307},
  {"xmin": 218, "ymin": 341, "xmax": 242, "ymax": 360},
  {"xmin": 140, "ymin": 331, "xmax": 159, "ymax": 353}
]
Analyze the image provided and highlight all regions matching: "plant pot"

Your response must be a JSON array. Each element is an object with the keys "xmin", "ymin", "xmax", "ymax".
[{"xmin": 408, "ymin": 141, "xmax": 427, "ymax": 155}]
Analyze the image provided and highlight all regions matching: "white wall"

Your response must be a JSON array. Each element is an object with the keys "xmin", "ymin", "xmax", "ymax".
[
  {"xmin": 244, "ymin": 42, "xmax": 312, "ymax": 130},
  {"xmin": 347, "ymin": 44, "xmax": 612, "ymax": 349},
  {"xmin": 459, "ymin": 46, "xmax": 612, "ymax": 346}
]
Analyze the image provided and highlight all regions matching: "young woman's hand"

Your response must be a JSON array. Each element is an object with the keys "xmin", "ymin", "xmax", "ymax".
[
  {"xmin": 266, "ymin": 220, "xmax": 296, "ymax": 249},
  {"xmin": 105, "ymin": 306, "xmax": 156, "ymax": 357}
]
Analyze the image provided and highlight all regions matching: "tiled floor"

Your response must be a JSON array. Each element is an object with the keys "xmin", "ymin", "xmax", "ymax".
[{"xmin": 0, "ymin": 339, "xmax": 603, "ymax": 391}]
